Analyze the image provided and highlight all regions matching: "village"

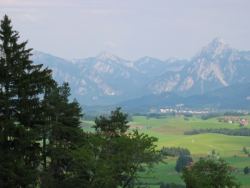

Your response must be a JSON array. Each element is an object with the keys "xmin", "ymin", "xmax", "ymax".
[
  {"xmin": 159, "ymin": 107, "xmax": 209, "ymax": 115},
  {"xmin": 218, "ymin": 116, "xmax": 249, "ymax": 126}
]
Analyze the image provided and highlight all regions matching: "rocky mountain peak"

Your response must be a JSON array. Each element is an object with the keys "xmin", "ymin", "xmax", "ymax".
[
  {"xmin": 96, "ymin": 51, "xmax": 120, "ymax": 62},
  {"xmin": 32, "ymin": 38, "xmax": 250, "ymax": 105},
  {"xmin": 198, "ymin": 38, "xmax": 231, "ymax": 58}
]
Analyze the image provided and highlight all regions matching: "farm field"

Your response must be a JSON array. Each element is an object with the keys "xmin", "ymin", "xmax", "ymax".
[{"xmin": 82, "ymin": 115, "xmax": 250, "ymax": 187}]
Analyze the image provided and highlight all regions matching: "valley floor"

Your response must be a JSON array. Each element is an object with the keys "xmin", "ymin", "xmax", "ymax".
[{"xmin": 82, "ymin": 115, "xmax": 250, "ymax": 187}]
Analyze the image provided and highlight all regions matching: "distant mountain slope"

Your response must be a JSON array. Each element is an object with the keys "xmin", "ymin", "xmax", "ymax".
[
  {"xmin": 72, "ymin": 52, "xmax": 150, "ymax": 105},
  {"xmin": 32, "ymin": 38, "xmax": 250, "ymax": 107},
  {"xmin": 32, "ymin": 51, "xmax": 187, "ymax": 105},
  {"xmin": 119, "ymin": 83, "xmax": 250, "ymax": 112},
  {"xmin": 118, "ymin": 92, "xmax": 183, "ymax": 112},
  {"xmin": 185, "ymin": 83, "xmax": 250, "ymax": 109},
  {"xmin": 149, "ymin": 38, "xmax": 250, "ymax": 95}
]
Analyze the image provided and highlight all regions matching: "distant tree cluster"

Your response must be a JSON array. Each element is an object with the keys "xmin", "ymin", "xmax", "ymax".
[
  {"xmin": 182, "ymin": 157, "xmax": 240, "ymax": 188},
  {"xmin": 161, "ymin": 147, "xmax": 191, "ymax": 157},
  {"xmin": 242, "ymin": 147, "xmax": 250, "ymax": 157},
  {"xmin": 185, "ymin": 128, "xmax": 250, "ymax": 136},
  {"xmin": 208, "ymin": 149, "xmax": 220, "ymax": 160},
  {"xmin": 183, "ymin": 113, "xmax": 193, "ymax": 118},
  {"xmin": 224, "ymin": 112, "xmax": 246, "ymax": 116},
  {"xmin": 146, "ymin": 113, "xmax": 163, "ymax": 119},
  {"xmin": 175, "ymin": 154, "xmax": 193, "ymax": 173},
  {"xmin": 0, "ymin": 15, "xmax": 161, "ymax": 188},
  {"xmin": 160, "ymin": 147, "xmax": 194, "ymax": 174},
  {"xmin": 201, "ymin": 113, "xmax": 221, "ymax": 120},
  {"xmin": 244, "ymin": 167, "xmax": 250, "ymax": 175},
  {"xmin": 160, "ymin": 182, "xmax": 185, "ymax": 188}
]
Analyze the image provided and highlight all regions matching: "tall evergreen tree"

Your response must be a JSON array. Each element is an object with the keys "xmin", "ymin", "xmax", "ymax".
[
  {"xmin": 0, "ymin": 15, "xmax": 54, "ymax": 187},
  {"xmin": 175, "ymin": 154, "xmax": 193, "ymax": 173},
  {"xmin": 41, "ymin": 83, "xmax": 83, "ymax": 187}
]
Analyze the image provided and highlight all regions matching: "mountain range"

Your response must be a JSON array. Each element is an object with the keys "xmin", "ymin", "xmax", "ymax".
[{"xmin": 32, "ymin": 38, "xmax": 250, "ymax": 111}]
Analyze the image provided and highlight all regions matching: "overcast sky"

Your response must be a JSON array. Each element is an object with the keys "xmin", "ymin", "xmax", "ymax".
[{"xmin": 0, "ymin": 0, "xmax": 250, "ymax": 60}]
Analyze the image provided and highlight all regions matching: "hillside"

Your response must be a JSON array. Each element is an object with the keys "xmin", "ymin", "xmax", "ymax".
[
  {"xmin": 32, "ymin": 38, "xmax": 250, "ymax": 107},
  {"xmin": 118, "ymin": 83, "xmax": 250, "ymax": 112}
]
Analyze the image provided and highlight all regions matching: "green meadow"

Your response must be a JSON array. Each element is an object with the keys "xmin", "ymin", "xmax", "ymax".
[{"xmin": 82, "ymin": 115, "xmax": 250, "ymax": 187}]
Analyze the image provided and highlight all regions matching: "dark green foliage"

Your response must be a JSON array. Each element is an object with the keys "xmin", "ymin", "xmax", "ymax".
[
  {"xmin": 243, "ymin": 146, "xmax": 248, "ymax": 153},
  {"xmin": 160, "ymin": 182, "xmax": 185, "ymax": 188},
  {"xmin": 0, "ymin": 15, "xmax": 53, "ymax": 187},
  {"xmin": 242, "ymin": 147, "xmax": 250, "ymax": 156},
  {"xmin": 94, "ymin": 107, "xmax": 129, "ymax": 136},
  {"xmin": 39, "ymin": 106, "xmax": 161, "ymax": 188},
  {"xmin": 0, "ymin": 15, "xmax": 162, "ymax": 188},
  {"xmin": 201, "ymin": 113, "xmax": 221, "ymax": 120},
  {"xmin": 224, "ymin": 112, "xmax": 245, "ymax": 116},
  {"xmin": 146, "ymin": 113, "xmax": 163, "ymax": 119},
  {"xmin": 161, "ymin": 147, "xmax": 190, "ymax": 157},
  {"xmin": 185, "ymin": 128, "xmax": 250, "ymax": 136},
  {"xmin": 208, "ymin": 149, "xmax": 220, "ymax": 160},
  {"xmin": 182, "ymin": 157, "xmax": 240, "ymax": 188},
  {"xmin": 244, "ymin": 167, "xmax": 249, "ymax": 175},
  {"xmin": 71, "ymin": 108, "xmax": 162, "ymax": 188},
  {"xmin": 40, "ymin": 83, "xmax": 83, "ymax": 187},
  {"xmin": 175, "ymin": 154, "xmax": 193, "ymax": 173},
  {"xmin": 183, "ymin": 113, "xmax": 193, "ymax": 118}
]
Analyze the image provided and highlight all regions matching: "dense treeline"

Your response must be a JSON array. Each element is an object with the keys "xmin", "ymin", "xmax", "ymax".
[
  {"xmin": 160, "ymin": 182, "xmax": 185, "ymax": 188},
  {"xmin": 244, "ymin": 167, "xmax": 250, "ymax": 175},
  {"xmin": 224, "ymin": 112, "xmax": 247, "ymax": 116},
  {"xmin": 201, "ymin": 113, "xmax": 221, "ymax": 120},
  {"xmin": 175, "ymin": 154, "xmax": 193, "ymax": 173},
  {"xmin": 184, "ymin": 128, "xmax": 250, "ymax": 136},
  {"xmin": 0, "ymin": 15, "xmax": 161, "ymax": 188},
  {"xmin": 160, "ymin": 147, "xmax": 193, "ymax": 173},
  {"xmin": 161, "ymin": 147, "xmax": 191, "ymax": 157}
]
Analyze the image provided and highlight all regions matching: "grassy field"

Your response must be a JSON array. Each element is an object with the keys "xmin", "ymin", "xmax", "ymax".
[{"xmin": 82, "ymin": 115, "xmax": 250, "ymax": 187}]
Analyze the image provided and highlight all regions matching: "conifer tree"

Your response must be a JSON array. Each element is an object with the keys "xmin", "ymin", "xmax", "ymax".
[
  {"xmin": 94, "ymin": 107, "xmax": 129, "ymax": 136},
  {"xmin": 0, "ymin": 15, "xmax": 53, "ymax": 187},
  {"xmin": 41, "ymin": 83, "xmax": 83, "ymax": 187}
]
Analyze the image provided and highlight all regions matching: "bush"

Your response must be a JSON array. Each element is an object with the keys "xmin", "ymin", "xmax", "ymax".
[
  {"xmin": 175, "ymin": 154, "xmax": 193, "ymax": 173},
  {"xmin": 184, "ymin": 128, "xmax": 250, "ymax": 136},
  {"xmin": 160, "ymin": 182, "xmax": 185, "ymax": 188},
  {"xmin": 182, "ymin": 157, "xmax": 240, "ymax": 188},
  {"xmin": 244, "ymin": 167, "xmax": 249, "ymax": 175},
  {"xmin": 161, "ymin": 147, "xmax": 191, "ymax": 157}
]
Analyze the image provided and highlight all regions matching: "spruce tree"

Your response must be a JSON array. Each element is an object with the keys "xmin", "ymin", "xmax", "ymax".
[
  {"xmin": 175, "ymin": 154, "xmax": 193, "ymax": 173},
  {"xmin": 41, "ymin": 83, "xmax": 83, "ymax": 187},
  {"xmin": 0, "ymin": 15, "xmax": 54, "ymax": 187}
]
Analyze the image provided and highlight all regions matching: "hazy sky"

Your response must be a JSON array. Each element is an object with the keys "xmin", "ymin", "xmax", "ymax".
[{"xmin": 0, "ymin": 0, "xmax": 250, "ymax": 60}]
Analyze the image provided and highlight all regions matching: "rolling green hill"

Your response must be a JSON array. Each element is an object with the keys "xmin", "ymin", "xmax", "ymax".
[{"xmin": 82, "ymin": 115, "xmax": 250, "ymax": 187}]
